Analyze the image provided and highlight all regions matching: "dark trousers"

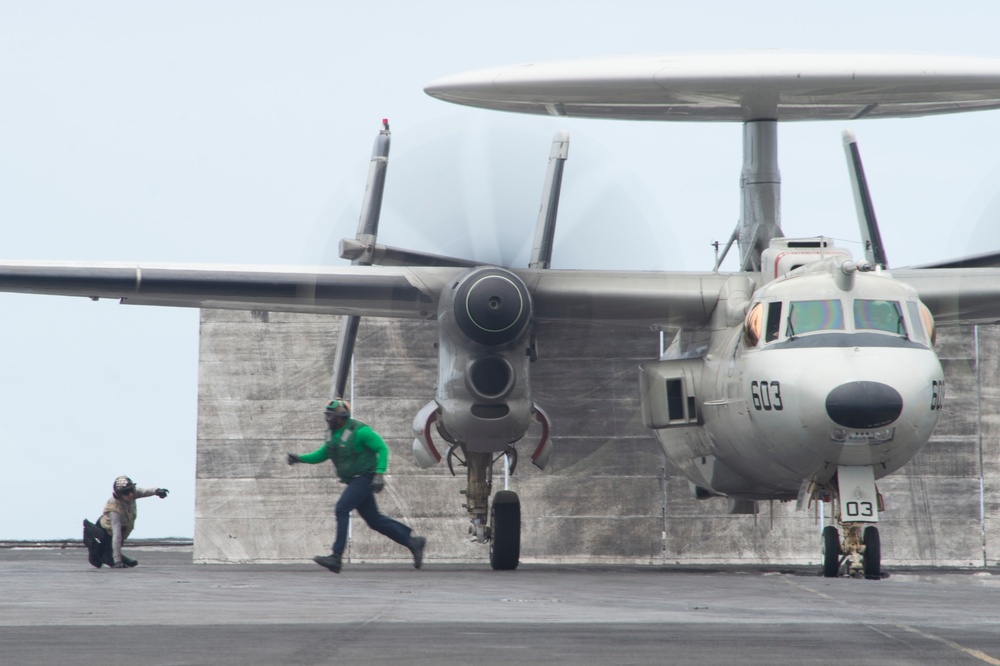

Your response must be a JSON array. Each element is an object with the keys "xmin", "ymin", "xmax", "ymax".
[
  {"xmin": 85, "ymin": 520, "xmax": 117, "ymax": 566},
  {"xmin": 332, "ymin": 473, "xmax": 412, "ymax": 556}
]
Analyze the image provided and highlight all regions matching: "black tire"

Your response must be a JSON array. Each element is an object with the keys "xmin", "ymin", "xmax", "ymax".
[
  {"xmin": 863, "ymin": 525, "xmax": 881, "ymax": 580},
  {"xmin": 822, "ymin": 526, "xmax": 840, "ymax": 578},
  {"xmin": 489, "ymin": 490, "xmax": 520, "ymax": 570}
]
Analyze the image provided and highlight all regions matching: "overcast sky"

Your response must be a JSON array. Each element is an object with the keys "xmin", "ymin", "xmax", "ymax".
[{"xmin": 3, "ymin": 1, "xmax": 1000, "ymax": 540}]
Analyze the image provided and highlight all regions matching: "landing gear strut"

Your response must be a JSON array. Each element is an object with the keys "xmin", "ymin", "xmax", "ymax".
[{"xmin": 451, "ymin": 447, "xmax": 521, "ymax": 570}]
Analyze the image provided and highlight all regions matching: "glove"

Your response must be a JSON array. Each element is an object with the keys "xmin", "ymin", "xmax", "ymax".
[
  {"xmin": 111, "ymin": 561, "xmax": 128, "ymax": 569},
  {"xmin": 287, "ymin": 453, "xmax": 301, "ymax": 465},
  {"xmin": 155, "ymin": 488, "xmax": 169, "ymax": 499},
  {"xmin": 370, "ymin": 473, "xmax": 385, "ymax": 494}
]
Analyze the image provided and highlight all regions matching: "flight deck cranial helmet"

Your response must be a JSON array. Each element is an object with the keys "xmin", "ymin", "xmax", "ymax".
[
  {"xmin": 113, "ymin": 475, "xmax": 136, "ymax": 499},
  {"xmin": 324, "ymin": 399, "xmax": 351, "ymax": 427}
]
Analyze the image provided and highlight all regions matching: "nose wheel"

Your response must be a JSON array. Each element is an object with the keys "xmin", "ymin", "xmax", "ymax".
[
  {"xmin": 822, "ymin": 525, "xmax": 841, "ymax": 578},
  {"xmin": 817, "ymin": 466, "xmax": 883, "ymax": 579},
  {"xmin": 862, "ymin": 525, "xmax": 881, "ymax": 580},
  {"xmin": 821, "ymin": 522, "xmax": 881, "ymax": 579}
]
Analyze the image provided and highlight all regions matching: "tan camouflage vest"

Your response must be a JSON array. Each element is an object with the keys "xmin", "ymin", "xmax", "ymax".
[{"xmin": 99, "ymin": 497, "xmax": 138, "ymax": 539}]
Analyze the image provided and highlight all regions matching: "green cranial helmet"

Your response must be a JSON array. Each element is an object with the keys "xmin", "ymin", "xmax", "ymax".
[{"xmin": 325, "ymin": 399, "xmax": 351, "ymax": 419}]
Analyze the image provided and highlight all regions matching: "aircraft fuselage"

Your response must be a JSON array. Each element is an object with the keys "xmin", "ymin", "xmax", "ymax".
[{"xmin": 644, "ymin": 252, "xmax": 944, "ymax": 501}]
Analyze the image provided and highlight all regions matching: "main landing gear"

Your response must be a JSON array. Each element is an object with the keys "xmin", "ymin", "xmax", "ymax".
[
  {"xmin": 452, "ymin": 449, "xmax": 521, "ymax": 570},
  {"xmin": 411, "ymin": 403, "xmax": 551, "ymax": 571},
  {"xmin": 818, "ymin": 465, "xmax": 883, "ymax": 580}
]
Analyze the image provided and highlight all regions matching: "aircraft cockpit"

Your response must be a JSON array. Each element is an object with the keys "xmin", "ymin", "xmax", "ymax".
[{"xmin": 743, "ymin": 297, "xmax": 936, "ymax": 348}]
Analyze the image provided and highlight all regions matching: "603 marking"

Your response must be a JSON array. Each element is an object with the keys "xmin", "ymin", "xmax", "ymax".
[{"xmin": 750, "ymin": 380, "xmax": 783, "ymax": 411}]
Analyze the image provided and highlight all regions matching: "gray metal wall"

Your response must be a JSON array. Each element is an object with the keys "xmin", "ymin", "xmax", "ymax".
[{"xmin": 195, "ymin": 309, "xmax": 1000, "ymax": 567}]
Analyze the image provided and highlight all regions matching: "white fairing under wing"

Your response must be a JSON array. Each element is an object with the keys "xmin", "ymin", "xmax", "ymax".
[{"xmin": 425, "ymin": 52, "xmax": 1000, "ymax": 121}]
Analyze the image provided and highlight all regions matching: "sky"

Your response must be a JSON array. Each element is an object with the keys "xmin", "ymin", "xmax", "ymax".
[{"xmin": 3, "ymin": 1, "xmax": 1000, "ymax": 540}]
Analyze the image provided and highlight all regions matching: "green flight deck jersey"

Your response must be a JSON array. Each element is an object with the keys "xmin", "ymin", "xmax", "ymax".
[{"xmin": 297, "ymin": 419, "xmax": 389, "ymax": 483}]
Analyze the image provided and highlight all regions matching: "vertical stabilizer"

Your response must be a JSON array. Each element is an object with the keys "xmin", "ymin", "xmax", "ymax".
[
  {"xmin": 529, "ymin": 131, "xmax": 570, "ymax": 269},
  {"xmin": 331, "ymin": 120, "xmax": 391, "ymax": 399},
  {"xmin": 843, "ymin": 130, "xmax": 889, "ymax": 269}
]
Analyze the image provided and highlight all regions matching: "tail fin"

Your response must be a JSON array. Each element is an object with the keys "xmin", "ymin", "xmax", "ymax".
[{"xmin": 528, "ymin": 131, "xmax": 569, "ymax": 269}]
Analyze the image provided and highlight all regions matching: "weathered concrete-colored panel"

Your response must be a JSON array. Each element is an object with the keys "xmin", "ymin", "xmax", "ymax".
[{"xmin": 195, "ymin": 311, "xmax": 1000, "ymax": 568}]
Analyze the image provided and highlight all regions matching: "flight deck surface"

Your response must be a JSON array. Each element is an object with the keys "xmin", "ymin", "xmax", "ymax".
[{"xmin": 2, "ymin": 546, "xmax": 999, "ymax": 665}]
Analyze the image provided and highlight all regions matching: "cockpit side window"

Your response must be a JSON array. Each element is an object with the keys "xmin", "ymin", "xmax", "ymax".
[
  {"xmin": 905, "ymin": 301, "xmax": 928, "ymax": 345},
  {"xmin": 918, "ymin": 302, "xmax": 936, "ymax": 345},
  {"xmin": 743, "ymin": 302, "xmax": 762, "ymax": 347},
  {"xmin": 765, "ymin": 302, "xmax": 782, "ymax": 342},
  {"xmin": 788, "ymin": 300, "xmax": 844, "ymax": 336},
  {"xmin": 855, "ymin": 299, "xmax": 905, "ymax": 335}
]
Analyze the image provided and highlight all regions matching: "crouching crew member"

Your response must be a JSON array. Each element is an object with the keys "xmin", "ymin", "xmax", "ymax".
[{"xmin": 82, "ymin": 475, "xmax": 169, "ymax": 569}]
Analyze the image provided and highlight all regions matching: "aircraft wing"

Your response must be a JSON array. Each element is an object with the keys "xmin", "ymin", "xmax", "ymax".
[
  {"xmin": 0, "ymin": 261, "xmax": 734, "ymax": 328},
  {"xmin": 895, "ymin": 268, "xmax": 1000, "ymax": 325},
  {"xmin": 906, "ymin": 250, "xmax": 1000, "ymax": 269},
  {"xmin": 523, "ymin": 268, "xmax": 730, "ymax": 327},
  {"xmin": 0, "ymin": 261, "xmax": 455, "ymax": 318}
]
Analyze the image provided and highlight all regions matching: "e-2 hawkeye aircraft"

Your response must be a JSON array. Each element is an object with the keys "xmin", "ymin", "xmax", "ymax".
[{"xmin": 4, "ymin": 52, "xmax": 1000, "ymax": 576}]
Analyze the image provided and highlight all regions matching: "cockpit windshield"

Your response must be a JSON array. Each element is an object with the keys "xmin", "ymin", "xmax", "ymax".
[
  {"xmin": 745, "ymin": 296, "xmax": 929, "ymax": 348},
  {"xmin": 787, "ymin": 300, "xmax": 844, "ymax": 336},
  {"xmin": 855, "ymin": 299, "xmax": 905, "ymax": 335}
]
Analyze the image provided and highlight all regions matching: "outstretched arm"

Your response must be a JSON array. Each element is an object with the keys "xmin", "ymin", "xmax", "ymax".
[{"xmin": 288, "ymin": 443, "xmax": 330, "ymax": 465}]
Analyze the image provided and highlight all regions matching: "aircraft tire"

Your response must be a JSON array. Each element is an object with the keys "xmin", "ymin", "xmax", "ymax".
[
  {"xmin": 822, "ymin": 526, "xmax": 840, "ymax": 578},
  {"xmin": 489, "ymin": 490, "xmax": 520, "ymax": 571},
  {"xmin": 863, "ymin": 526, "xmax": 881, "ymax": 580}
]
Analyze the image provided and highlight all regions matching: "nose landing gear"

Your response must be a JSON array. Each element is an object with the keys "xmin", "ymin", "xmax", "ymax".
[
  {"xmin": 823, "ymin": 523, "xmax": 881, "ymax": 579},
  {"xmin": 819, "ymin": 465, "xmax": 883, "ymax": 580}
]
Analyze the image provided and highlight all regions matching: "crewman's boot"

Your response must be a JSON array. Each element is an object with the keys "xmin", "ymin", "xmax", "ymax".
[
  {"xmin": 409, "ymin": 535, "xmax": 426, "ymax": 570},
  {"xmin": 122, "ymin": 555, "xmax": 139, "ymax": 568},
  {"xmin": 313, "ymin": 553, "xmax": 342, "ymax": 573}
]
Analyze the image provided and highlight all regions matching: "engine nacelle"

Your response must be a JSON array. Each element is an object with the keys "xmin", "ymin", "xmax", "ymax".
[{"xmin": 435, "ymin": 267, "xmax": 534, "ymax": 452}]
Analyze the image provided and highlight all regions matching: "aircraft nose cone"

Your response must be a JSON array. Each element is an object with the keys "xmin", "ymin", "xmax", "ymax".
[{"xmin": 825, "ymin": 381, "xmax": 903, "ymax": 429}]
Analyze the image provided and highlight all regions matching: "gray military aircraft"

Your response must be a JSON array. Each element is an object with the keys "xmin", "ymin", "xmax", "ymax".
[{"xmin": 4, "ymin": 52, "xmax": 1000, "ymax": 576}]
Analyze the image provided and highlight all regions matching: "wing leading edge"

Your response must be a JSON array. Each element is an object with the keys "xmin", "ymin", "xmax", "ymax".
[
  {"xmin": 0, "ymin": 262, "xmax": 448, "ymax": 318},
  {"xmin": 0, "ymin": 261, "xmax": 733, "ymax": 329}
]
